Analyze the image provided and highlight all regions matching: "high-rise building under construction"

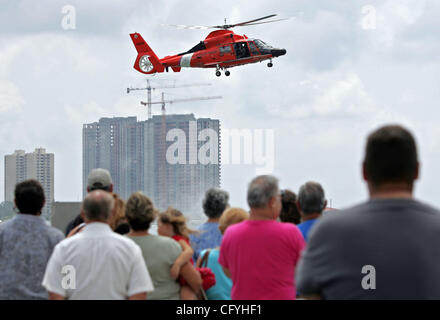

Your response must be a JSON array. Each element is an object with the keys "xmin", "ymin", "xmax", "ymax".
[{"xmin": 83, "ymin": 114, "xmax": 220, "ymax": 217}]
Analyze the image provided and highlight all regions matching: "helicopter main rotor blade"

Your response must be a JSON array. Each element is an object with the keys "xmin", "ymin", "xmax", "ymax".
[
  {"xmin": 234, "ymin": 17, "xmax": 291, "ymax": 27},
  {"xmin": 160, "ymin": 24, "xmax": 214, "ymax": 30},
  {"xmin": 210, "ymin": 14, "xmax": 278, "ymax": 29},
  {"xmin": 227, "ymin": 14, "xmax": 278, "ymax": 27},
  {"xmin": 161, "ymin": 14, "xmax": 290, "ymax": 31}
]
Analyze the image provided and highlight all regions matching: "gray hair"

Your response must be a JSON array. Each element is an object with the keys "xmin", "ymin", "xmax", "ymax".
[
  {"xmin": 202, "ymin": 188, "xmax": 230, "ymax": 218},
  {"xmin": 82, "ymin": 190, "xmax": 114, "ymax": 222},
  {"xmin": 298, "ymin": 182, "xmax": 326, "ymax": 214},
  {"xmin": 247, "ymin": 175, "xmax": 279, "ymax": 209}
]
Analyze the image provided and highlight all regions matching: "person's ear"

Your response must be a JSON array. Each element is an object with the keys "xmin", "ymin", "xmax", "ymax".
[
  {"xmin": 109, "ymin": 184, "xmax": 114, "ymax": 193},
  {"xmin": 268, "ymin": 196, "xmax": 276, "ymax": 209},
  {"xmin": 87, "ymin": 187, "xmax": 90, "ymax": 193},
  {"xmin": 323, "ymin": 200, "xmax": 328, "ymax": 211},
  {"xmin": 414, "ymin": 162, "xmax": 420, "ymax": 181},
  {"xmin": 362, "ymin": 162, "xmax": 368, "ymax": 182}
]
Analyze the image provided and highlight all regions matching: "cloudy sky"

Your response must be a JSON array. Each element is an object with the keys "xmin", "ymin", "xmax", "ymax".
[{"xmin": 1, "ymin": 0, "xmax": 439, "ymax": 211}]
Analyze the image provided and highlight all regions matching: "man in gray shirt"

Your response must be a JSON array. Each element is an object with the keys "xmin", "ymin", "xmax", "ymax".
[
  {"xmin": 0, "ymin": 180, "xmax": 64, "ymax": 299},
  {"xmin": 296, "ymin": 124, "xmax": 440, "ymax": 299}
]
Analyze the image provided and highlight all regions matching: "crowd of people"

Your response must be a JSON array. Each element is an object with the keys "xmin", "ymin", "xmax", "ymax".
[{"xmin": 1, "ymin": 123, "xmax": 440, "ymax": 300}]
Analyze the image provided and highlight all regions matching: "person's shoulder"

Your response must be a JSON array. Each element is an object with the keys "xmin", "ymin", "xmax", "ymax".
[
  {"xmin": 403, "ymin": 199, "xmax": 440, "ymax": 226},
  {"xmin": 278, "ymin": 220, "xmax": 300, "ymax": 228},
  {"xmin": 0, "ymin": 218, "xmax": 13, "ymax": 231},
  {"xmin": 113, "ymin": 231, "xmax": 138, "ymax": 246},
  {"xmin": 337, "ymin": 199, "xmax": 440, "ymax": 219},
  {"xmin": 45, "ymin": 225, "xmax": 65, "ymax": 240},
  {"xmin": 141, "ymin": 235, "xmax": 181, "ymax": 258},
  {"xmin": 305, "ymin": 201, "xmax": 377, "ymax": 239},
  {"xmin": 205, "ymin": 222, "xmax": 219, "ymax": 230},
  {"xmin": 409, "ymin": 199, "xmax": 440, "ymax": 214},
  {"xmin": 276, "ymin": 221, "xmax": 304, "ymax": 236},
  {"xmin": 222, "ymin": 220, "xmax": 247, "ymax": 238},
  {"xmin": 320, "ymin": 201, "xmax": 369, "ymax": 223},
  {"xmin": 156, "ymin": 235, "xmax": 181, "ymax": 248},
  {"xmin": 113, "ymin": 234, "xmax": 147, "ymax": 258},
  {"xmin": 225, "ymin": 221, "xmax": 242, "ymax": 233},
  {"xmin": 196, "ymin": 222, "xmax": 218, "ymax": 231},
  {"xmin": 52, "ymin": 232, "xmax": 79, "ymax": 251},
  {"xmin": 196, "ymin": 222, "xmax": 207, "ymax": 230}
]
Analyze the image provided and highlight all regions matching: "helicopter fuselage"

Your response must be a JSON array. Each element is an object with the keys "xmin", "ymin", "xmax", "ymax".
[{"xmin": 130, "ymin": 30, "xmax": 286, "ymax": 76}]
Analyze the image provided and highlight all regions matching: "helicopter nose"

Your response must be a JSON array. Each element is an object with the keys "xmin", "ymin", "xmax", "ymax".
[{"xmin": 271, "ymin": 49, "xmax": 287, "ymax": 57}]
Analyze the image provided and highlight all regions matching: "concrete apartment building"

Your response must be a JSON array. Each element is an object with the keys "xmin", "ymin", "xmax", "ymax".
[
  {"xmin": 83, "ymin": 117, "xmax": 143, "ymax": 200},
  {"xmin": 83, "ymin": 114, "xmax": 220, "ymax": 217},
  {"xmin": 4, "ymin": 148, "xmax": 54, "ymax": 220}
]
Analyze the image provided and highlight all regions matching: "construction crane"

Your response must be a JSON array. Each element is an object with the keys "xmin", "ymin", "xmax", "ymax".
[
  {"xmin": 140, "ymin": 93, "xmax": 222, "ymax": 117},
  {"xmin": 127, "ymin": 80, "xmax": 213, "ymax": 119}
]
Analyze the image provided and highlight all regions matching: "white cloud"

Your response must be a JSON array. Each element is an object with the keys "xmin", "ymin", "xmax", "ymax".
[
  {"xmin": 367, "ymin": 0, "xmax": 427, "ymax": 49},
  {"xmin": 0, "ymin": 81, "xmax": 24, "ymax": 114},
  {"xmin": 1, "ymin": 0, "xmax": 440, "ymax": 211}
]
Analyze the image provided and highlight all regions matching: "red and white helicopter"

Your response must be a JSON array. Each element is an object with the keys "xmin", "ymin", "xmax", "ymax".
[{"xmin": 130, "ymin": 14, "xmax": 288, "ymax": 77}]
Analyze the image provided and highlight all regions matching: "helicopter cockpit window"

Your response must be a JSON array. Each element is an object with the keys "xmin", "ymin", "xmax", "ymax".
[
  {"xmin": 248, "ymin": 41, "xmax": 259, "ymax": 55},
  {"xmin": 254, "ymin": 39, "xmax": 273, "ymax": 50}
]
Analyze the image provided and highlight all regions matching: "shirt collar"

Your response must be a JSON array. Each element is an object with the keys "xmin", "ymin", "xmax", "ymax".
[
  {"xmin": 82, "ymin": 222, "xmax": 113, "ymax": 234},
  {"xmin": 14, "ymin": 213, "xmax": 45, "ymax": 223}
]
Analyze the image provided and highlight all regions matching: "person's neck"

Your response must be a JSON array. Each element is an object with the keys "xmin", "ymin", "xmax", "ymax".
[
  {"xmin": 301, "ymin": 212, "xmax": 321, "ymax": 222},
  {"xmin": 249, "ymin": 208, "xmax": 274, "ymax": 221},
  {"xmin": 207, "ymin": 217, "xmax": 220, "ymax": 223},
  {"xmin": 369, "ymin": 183, "xmax": 414, "ymax": 200},
  {"xmin": 18, "ymin": 212, "xmax": 41, "ymax": 216},
  {"xmin": 84, "ymin": 220, "xmax": 109, "ymax": 225},
  {"xmin": 128, "ymin": 230, "xmax": 149, "ymax": 237}
]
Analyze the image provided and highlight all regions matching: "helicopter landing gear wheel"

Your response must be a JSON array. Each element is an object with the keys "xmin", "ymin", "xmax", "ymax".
[
  {"xmin": 216, "ymin": 71, "xmax": 221, "ymax": 77},
  {"xmin": 225, "ymin": 70, "xmax": 230, "ymax": 76},
  {"xmin": 267, "ymin": 62, "xmax": 273, "ymax": 68}
]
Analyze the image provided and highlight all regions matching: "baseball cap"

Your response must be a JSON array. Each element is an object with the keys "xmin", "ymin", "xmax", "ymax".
[{"xmin": 87, "ymin": 168, "xmax": 112, "ymax": 191}]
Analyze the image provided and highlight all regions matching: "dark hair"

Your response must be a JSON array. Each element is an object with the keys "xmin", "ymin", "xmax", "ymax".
[
  {"xmin": 280, "ymin": 189, "xmax": 301, "ymax": 224},
  {"xmin": 202, "ymin": 188, "xmax": 229, "ymax": 219},
  {"xmin": 14, "ymin": 179, "xmax": 45, "ymax": 215},
  {"xmin": 125, "ymin": 192, "xmax": 156, "ymax": 231},
  {"xmin": 364, "ymin": 125, "xmax": 418, "ymax": 186},
  {"xmin": 298, "ymin": 182, "xmax": 326, "ymax": 215}
]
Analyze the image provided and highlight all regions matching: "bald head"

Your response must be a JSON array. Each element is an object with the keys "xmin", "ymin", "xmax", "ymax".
[{"xmin": 82, "ymin": 190, "xmax": 114, "ymax": 223}]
